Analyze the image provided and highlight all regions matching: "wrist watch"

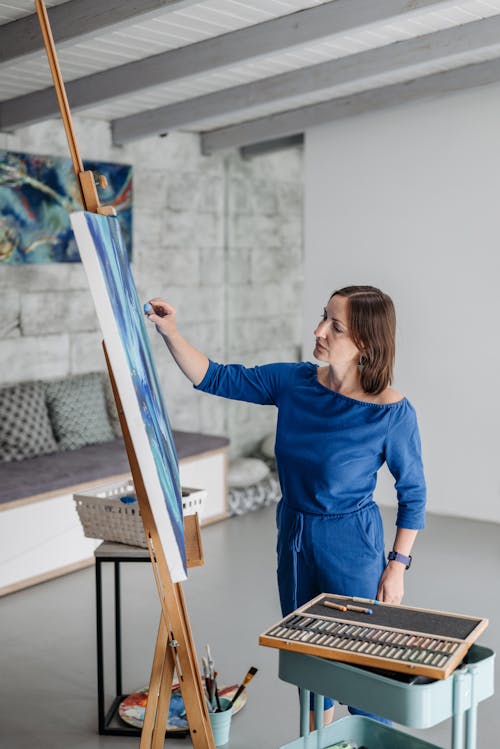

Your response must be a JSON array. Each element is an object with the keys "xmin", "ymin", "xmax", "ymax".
[{"xmin": 387, "ymin": 550, "xmax": 412, "ymax": 569}]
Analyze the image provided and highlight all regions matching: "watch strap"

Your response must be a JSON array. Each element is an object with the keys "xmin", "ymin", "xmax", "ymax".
[{"xmin": 387, "ymin": 550, "xmax": 412, "ymax": 569}]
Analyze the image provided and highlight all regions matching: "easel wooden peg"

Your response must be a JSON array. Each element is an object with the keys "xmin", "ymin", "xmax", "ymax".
[{"xmin": 35, "ymin": 0, "xmax": 116, "ymax": 217}]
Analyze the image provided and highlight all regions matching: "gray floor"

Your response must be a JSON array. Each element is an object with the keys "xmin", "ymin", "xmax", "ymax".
[{"xmin": 1, "ymin": 504, "xmax": 499, "ymax": 749}]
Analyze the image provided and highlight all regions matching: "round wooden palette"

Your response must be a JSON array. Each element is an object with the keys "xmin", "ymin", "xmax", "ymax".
[{"xmin": 119, "ymin": 683, "xmax": 247, "ymax": 731}]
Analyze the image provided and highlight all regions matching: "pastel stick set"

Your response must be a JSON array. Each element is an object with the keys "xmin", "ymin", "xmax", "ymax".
[{"xmin": 260, "ymin": 593, "xmax": 488, "ymax": 680}]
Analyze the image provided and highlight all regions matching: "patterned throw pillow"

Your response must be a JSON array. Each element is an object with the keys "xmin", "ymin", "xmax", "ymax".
[
  {"xmin": 45, "ymin": 372, "xmax": 115, "ymax": 450},
  {"xmin": 102, "ymin": 372, "xmax": 123, "ymax": 438},
  {"xmin": 0, "ymin": 381, "xmax": 58, "ymax": 462}
]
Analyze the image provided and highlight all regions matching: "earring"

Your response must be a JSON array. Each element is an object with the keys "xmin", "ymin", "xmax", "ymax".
[{"xmin": 358, "ymin": 354, "xmax": 367, "ymax": 369}]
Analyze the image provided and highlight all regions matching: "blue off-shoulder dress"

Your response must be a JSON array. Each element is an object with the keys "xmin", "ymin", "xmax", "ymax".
[{"xmin": 195, "ymin": 360, "xmax": 426, "ymax": 715}]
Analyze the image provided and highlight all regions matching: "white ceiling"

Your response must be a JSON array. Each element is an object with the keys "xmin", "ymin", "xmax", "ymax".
[
  {"xmin": 0, "ymin": 0, "xmax": 66, "ymax": 24},
  {"xmin": 0, "ymin": 0, "xmax": 328, "ymax": 97},
  {"xmin": 2, "ymin": 0, "xmax": 500, "ymax": 150}
]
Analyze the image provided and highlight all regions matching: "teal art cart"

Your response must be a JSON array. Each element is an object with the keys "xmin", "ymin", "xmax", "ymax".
[{"xmin": 277, "ymin": 644, "xmax": 494, "ymax": 749}]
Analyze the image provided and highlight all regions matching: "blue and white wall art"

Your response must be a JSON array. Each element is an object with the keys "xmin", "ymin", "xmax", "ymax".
[
  {"xmin": 0, "ymin": 149, "xmax": 132, "ymax": 264},
  {"xmin": 70, "ymin": 211, "xmax": 186, "ymax": 582}
]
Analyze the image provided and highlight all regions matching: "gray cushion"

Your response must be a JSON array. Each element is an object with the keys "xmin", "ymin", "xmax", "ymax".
[
  {"xmin": 0, "ymin": 381, "xmax": 58, "ymax": 462},
  {"xmin": 45, "ymin": 373, "xmax": 114, "ymax": 450},
  {"xmin": 0, "ymin": 439, "xmax": 129, "ymax": 504},
  {"xmin": 0, "ymin": 431, "xmax": 229, "ymax": 506}
]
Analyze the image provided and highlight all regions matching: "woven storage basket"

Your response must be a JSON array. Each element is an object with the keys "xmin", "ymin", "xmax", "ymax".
[{"xmin": 74, "ymin": 478, "xmax": 205, "ymax": 548}]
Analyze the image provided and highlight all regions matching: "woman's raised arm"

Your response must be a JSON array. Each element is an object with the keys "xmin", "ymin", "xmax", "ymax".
[{"xmin": 145, "ymin": 298, "xmax": 209, "ymax": 386}]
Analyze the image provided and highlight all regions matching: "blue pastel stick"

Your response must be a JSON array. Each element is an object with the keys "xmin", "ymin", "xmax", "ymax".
[{"xmin": 144, "ymin": 302, "xmax": 168, "ymax": 317}]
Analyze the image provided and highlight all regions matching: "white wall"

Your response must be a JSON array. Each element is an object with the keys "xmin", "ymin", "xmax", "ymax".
[{"xmin": 304, "ymin": 83, "xmax": 500, "ymax": 524}]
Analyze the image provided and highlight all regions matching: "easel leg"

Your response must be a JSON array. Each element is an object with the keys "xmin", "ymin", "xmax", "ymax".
[
  {"xmin": 104, "ymin": 351, "xmax": 215, "ymax": 749},
  {"xmin": 140, "ymin": 614, "xmax": 171, "ymax": 749},
  {"xmin": 173, "ymin": 582, "xmax": 213, "ymax": 743},
  {"xmin": 152, "ymin": 626, "xmax": 176, "ymax": 749},
  {"xmin": 142, "ymin": 597, "xmax": 210, "ymax": 749},
  {"xmin": 146, "ymin": 542, "xmax": 214, "ymax": 748}
]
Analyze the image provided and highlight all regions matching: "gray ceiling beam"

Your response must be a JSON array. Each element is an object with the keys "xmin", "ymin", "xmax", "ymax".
[
  {"xmin": 239, "ymin": 135, "xmax": 304, "ymax": 161},
  {"xmin": 0, "ymin": 0, "xmax": 199, "ymax": 69},
  {"xmin": 1, "ymin": 0, "xmax": 451, "ymax": 130},
  {"xmin": 200, "ymin": 56, "xmax": 500, "ymax": 154},
  {"xmin": 111, "ymin": 12, "xmax": 500, "ymax": 144}
]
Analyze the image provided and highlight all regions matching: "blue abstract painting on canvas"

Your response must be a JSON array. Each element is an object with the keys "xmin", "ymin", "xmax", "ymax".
[{"xmin": 0, "ymin": 149, "xmax": 132, "ymax": 264}]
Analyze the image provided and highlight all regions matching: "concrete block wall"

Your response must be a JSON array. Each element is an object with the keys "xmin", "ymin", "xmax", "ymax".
[
  {"xmin": 225, "ymin": 153, "xmax": 303, "ymax": 455},
  {"xmin": 0, "ymin": 117, "xmax": 303, "ymax": 457}
]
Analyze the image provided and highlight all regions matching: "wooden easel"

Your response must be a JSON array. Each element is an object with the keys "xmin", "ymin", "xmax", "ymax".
[
  {"xmin": 105, "ymin": 354, "xmax": 213, "ymax": 749},
  {"xmin": 35, "ymin": 2, "xmax": 215, "ymax": 746}
]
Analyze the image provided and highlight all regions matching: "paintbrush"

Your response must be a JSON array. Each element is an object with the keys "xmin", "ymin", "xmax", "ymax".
[
  {"xmin": 213, "ymin": 670, "xmax": 222, "ymax": 712},
  {"xmin": 201, "ymin": 656, "xmax": 210, "ymax": 700},
  {"xmin": 205, "ymin": 646, "xmax": 217, "ymax": 709},
  {"xmin": 228, "ymin": 667, "xmax": 258, "ymax": 708},
  {"xmin": 181, "ymin": 658, "xmax": 213, "ymax": 718},
  {"xmin": 206, "ymin": 644, "xmax": 215, "ymax": 679}
]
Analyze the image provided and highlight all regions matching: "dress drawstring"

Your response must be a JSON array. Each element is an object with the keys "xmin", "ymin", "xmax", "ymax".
[{"xmin": 289, "ymin": 511, "xmax": 304, "ymax": 610}]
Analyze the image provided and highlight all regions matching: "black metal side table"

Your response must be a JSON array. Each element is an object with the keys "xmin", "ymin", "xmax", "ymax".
[{"xmin": 94, "ymin": 541, "xmax": 189, "ymax": 738}]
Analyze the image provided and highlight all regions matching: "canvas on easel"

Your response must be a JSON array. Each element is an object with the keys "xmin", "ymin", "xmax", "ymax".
[
  {"xmin": 70, "ymin": 210, "xmax": 186, "ymax": 582},
  {"xmin": 34, "ymin": 1, "xmax": 215, "ymax": 747}
]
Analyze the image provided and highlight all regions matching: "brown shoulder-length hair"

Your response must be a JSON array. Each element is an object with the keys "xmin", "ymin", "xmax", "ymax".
[{"xmin": 331, "ymin": 285, "xmax": 396, "ymax": 395}]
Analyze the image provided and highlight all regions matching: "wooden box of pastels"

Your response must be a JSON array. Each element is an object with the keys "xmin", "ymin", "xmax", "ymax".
[{"xmin": 259, "ymin": 593, "xmax": 488, "ymax": 680}]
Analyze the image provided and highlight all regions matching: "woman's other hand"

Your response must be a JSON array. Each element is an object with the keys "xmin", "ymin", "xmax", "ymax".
[{"xmin": 376, "ymin": 562, "xmax": 405, "ymax": 604}]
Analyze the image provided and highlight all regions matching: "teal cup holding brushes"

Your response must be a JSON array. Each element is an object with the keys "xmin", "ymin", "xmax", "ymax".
[{"xmin": 208, "ymin": 697, "xmax": 233, "ymax": 746}]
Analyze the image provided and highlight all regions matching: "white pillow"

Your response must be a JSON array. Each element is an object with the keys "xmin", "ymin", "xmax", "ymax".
[
  {"xmin": 228, "ymin": 457, "xmax": 270, "ymax": 488},
  {"xmin": 260, "ymin": 432, "xmax": 275, "ymax": 459}
]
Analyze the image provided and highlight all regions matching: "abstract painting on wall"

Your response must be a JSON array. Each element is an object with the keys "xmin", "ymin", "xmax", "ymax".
[
  {"xmin": 70, "ymin": 211, "xmax": 186, "ymax": 582},
  {"xmin": 0, "ymin": 149, "xmax": 132, "ymax": 264}
]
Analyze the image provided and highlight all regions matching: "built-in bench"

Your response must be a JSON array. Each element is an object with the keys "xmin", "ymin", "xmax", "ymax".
[{"xmin": 0, "ymin": 371, "xmax": 229, "ymax": 596}]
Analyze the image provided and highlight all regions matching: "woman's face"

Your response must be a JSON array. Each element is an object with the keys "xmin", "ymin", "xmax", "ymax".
[{"xmin": 313, "ymin": 294, "xmax": 362, "ymax": 367}]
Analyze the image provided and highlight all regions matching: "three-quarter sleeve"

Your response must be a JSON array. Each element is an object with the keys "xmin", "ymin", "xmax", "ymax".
[
  {"xmin": 194, "ymin": 360, "xmax": 291, "ymax": 406},
  {"xmin": 384, "ymin": 401, "xmax": 427, "ymax": 529}
]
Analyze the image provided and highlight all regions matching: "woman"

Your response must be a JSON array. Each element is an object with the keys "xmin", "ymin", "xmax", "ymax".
[{"xmin": 146, "ymin": 285, "xmax": 426, "ymax": 724}]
